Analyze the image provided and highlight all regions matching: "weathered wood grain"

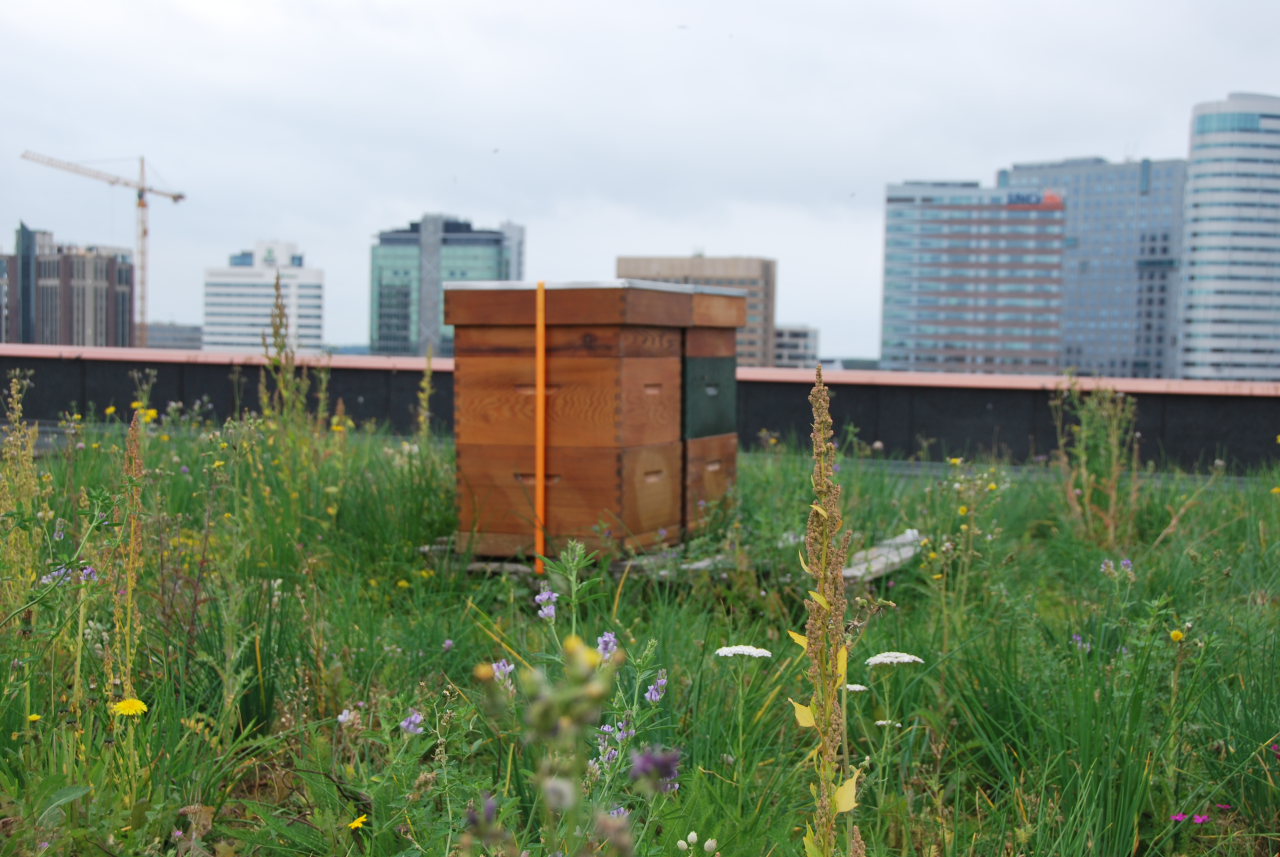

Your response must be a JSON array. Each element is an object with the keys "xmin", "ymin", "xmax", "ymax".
[
  {"xmin": 455, "ymin": 326, "xmax": 681, "ymax": 358},
  {"xmin": 684, "ymin": 432, "xmax": 738, "ymax": 531},
  {"xmin": 684, "ymin": 327, "xmax": 737, "ymax": 358}
]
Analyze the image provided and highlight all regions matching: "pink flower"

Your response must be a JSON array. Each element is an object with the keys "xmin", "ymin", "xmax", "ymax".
[
  {"xmin": 1215, "ymin": 804, "xmax": 1232, "ymax": 810},
  {"xmin": 1192, "ymin": 815, "xmax": 1208, "ymax": 824},
  {"xmin": 1170, "ymin": 813, "xmax": 1187, "ymax": 822}
]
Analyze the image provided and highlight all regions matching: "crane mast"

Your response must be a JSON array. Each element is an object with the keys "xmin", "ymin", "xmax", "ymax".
[{"xmin": 20, "ymin": 151, "xmax": 184, "ymax": 348}]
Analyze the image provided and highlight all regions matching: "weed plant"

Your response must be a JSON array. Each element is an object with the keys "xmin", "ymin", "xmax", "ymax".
[{"xmin": 1, "ymin": 309, "xmax": 1278, "ymax": 855}]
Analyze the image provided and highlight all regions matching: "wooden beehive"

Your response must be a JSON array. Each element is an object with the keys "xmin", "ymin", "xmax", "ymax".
[
  {"xmin": 447, "ymin": 281, "xmax": 743, "ymax": 556},
  {"xmin": 683, "ymin": 296, "xmax": 742, "ymax": 531}
]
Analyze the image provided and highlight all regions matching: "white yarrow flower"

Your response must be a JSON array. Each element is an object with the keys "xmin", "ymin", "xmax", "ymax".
[
  {"xmin": 715, "ymin": 645, "xmax": 772, "ymax": 658},
  {"xmin": 846, "ymin": 684, "xmax": 868, "ymax": 692},
  {"xmin": 865, "ymin": 651, "xmax": 923, "ymax": 667},
  {"xmin": 874, "ymin": 720, "xmax": 902, "ymax": 727}
]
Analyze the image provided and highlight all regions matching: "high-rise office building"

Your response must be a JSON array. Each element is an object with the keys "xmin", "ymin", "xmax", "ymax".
[
  {"xmin": 1, "ymin": 224, "xmax": 134, "ymax": 346},
  {"xmin": 370, "ymin": 215, "xmax": 524, "ymax": 356},
  {"xmin": 774, "ymin": 324, "xmax": 820, "ymax": 369},
  {"xmin": 1000, "ymin": 157, "xmax": 1186, "ymax": 378},
  {"xmin": 1180, "ymin": 93, "xmax": 1280, "ymax": 380},
  {"xmin": 879, "ymin": 182, "xmax": 1065, "ymax": 373},
  {"xmin": 203, "ymin": 241, "xmax": 323, "ymax": 353},
  {"xmin": 615, "ymin": 255, "xmax": 775, "ymax": 366},
  {"xmin": 146, "ymin": 322, "xmax": 202, "ymax": 350}
]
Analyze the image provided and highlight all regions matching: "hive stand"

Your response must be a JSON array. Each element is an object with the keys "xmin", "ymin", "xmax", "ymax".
[{"xmin": 446, "ymin": 280, "xmax": 744, "ymax": 557}]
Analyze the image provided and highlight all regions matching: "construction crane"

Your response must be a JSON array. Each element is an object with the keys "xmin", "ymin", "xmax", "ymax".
[{"xmin": 20, "ymin": 151, "xmax": 185, "ymax": 347}]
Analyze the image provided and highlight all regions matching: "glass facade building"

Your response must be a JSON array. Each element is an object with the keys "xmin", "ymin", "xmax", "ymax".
[
  {"xmin": 1180, "ymin": 93, "xmax": 1280, "ymax": 380},
  {"xmin": 879, "ymin": 182, "xmax": 1064, "ymax": 373},
  {"xmin": 1000, "ymin": 157, "xmax": 1186, "ymax": 378},
  {"xmin": 370, "ymin": 215, "xmax": 524, "ymax": 356}
]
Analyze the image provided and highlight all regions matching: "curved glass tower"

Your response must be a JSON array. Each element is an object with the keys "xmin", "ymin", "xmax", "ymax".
[{"xmin": 1181, "ymin": 93, "xmax": 1280, "ymax": 379}]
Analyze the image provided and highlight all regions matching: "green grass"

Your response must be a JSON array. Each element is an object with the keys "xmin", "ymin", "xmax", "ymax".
[{"xmin": 1, "ymin": 392, "xmax": 1278, "ymax": 857}]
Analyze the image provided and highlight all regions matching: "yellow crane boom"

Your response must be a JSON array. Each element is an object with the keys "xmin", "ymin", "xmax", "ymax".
[{"xmin": 20, "ymin": 150, "xmax": 185, "ymax": 347}]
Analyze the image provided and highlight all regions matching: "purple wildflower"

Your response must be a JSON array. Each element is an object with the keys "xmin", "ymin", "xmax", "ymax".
[
  {"xmin": 645, "ymin": 669, "xmax": 668, "ymax": 704},
  {"xmin": 76, "ymin": 442, "xmax": 85, "ymax": 450},
  {"xmin": 658, "ymin": 528, "xmax": 667, "ymax": 539},
  {"xmin": 1171, "ymin": 813, "xmax": 1187, "ymax": 822},
  {"xmin": 492, "ymin": 659, "xmax": 515, "ymax": 682},
  {"xmin": 1193, "ymin": 815, "xmax": 1209, "ymax": 824},
  {"xmin": 833, "ymin": 463, "xmax": 841, "ymax": 472},
  {"xmin": 1120, "ymin": 558, "xmax": 1132, "ymax": 572},
  {"xmin": 596, "ymin": 631, "xmax": 618, "ymax": 660},
  {"xmin": 80, "ymin": 567, "xmax": 97, "ymax": 582},
  {"xmin": 400, "ymin": 708, "xmax": 424, "ymax": 735},
  {"xmin": 1215, "ymin": 804, "xmax": 1232, "ymax": 810},
  {"xmin": 180, "ymin": 465, "xmax": 189, "ymax": 474},
  {"xmin": 629, "ymin": 746, "xmax": 680, "ymax": 781},
  {"xmin": 442, "ymin": 639, "xmax": 454, "ymax": 652},
  {"xmin": 172, "ymin": 829, "xmax": 184, "ymax": 840},
  {"xmin": 609, "ymin": 805, "xmax": 629, "ymax": 818},
  {"xmin": 40, "ymin": 568, "xmax": 72, "ymax": 586},
  {"xmin": 535, "ymin": 585, "xmax": 558, "ymax": 620}
]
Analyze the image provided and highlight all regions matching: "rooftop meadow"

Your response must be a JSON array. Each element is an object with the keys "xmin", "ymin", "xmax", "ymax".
[{"xmin": 1, "ymin": 321, "xmax": 1278, "ymax": 856}]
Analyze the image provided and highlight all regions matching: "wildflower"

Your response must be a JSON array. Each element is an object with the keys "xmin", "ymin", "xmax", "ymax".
[
  {"xmin": 180, "ymin": 465, "xmax": 189, "ymax": 473},
  {"xmin": 348, "ymin": 814, "xmax": 367, "ymax": 830},
  {"xmin": 715, "ymin": 645, "xmax": 771, "ymax": 658},
  {"xmin": 629, "ymin": 746, "xmax": 680, "ymax": 793},
  {"xmin": 1100, "ymin": 559, "xmax": 1117, "ymax": 579},
  {"xmin": 1193, "ymin": 815, "xmax": 1208, "ymax": 824},
  {"xmin": 211, "ymin": 460, "xmax": 224, "ymax": 469},
  {"xmin": 111, "ymin": 699, "xmax": 148, "ymax": 717},
  {"xmin": 399, "ymin": 709, "xmax": 424, "ymax": 735},
  {"xmin": 492, "ymin": 659, "xmax": 515, "ymax": 683},
  {"xmin": 39, "ymin": 568, "xmax": 72, "ymax": 585},
  {"xmin": 704, "ymin": 840, "xmax": 718, "ymax": 852},
  {"xmin": 846, "ymin": 684, "xmax": 868, "ymax": 692},
  {"xmin": 645, "ymin": 669, "xmax": 668, "ymax": 704},
  {"xmin": 677, "ymin": 842, "xmax": 688, "ymax": 852},
  {"xmin": 172, "ymin": 830, "xmax": 184, "ymax": 840},
  {"xmin": 687, "ymin": 832, "xmax": 698, "ymax": 844},
  {"xmin": 396, "ymin": 579, "xmax": 410, "ymax": 589},
  {"xmin": 1170, "ymin": 630, "xmax": 1184, "ymax": 642},
  {"xmin": 597, "ymin": 631, "xmax": 618, "ymax": 660},
  {"xmin": 987, "ymin": 482, "xmax": 997, "ymax": 491},
  {"xmin": 442, "ymin": 639, "xmax": 454, "ymax": 652},
  {"xmin": 608, "ymin": 805, "xmax": 628, "ymax": 818},
  {"xmin": 337, "ymin": 709, "xmax": 353, "ymax": 725},
  {"xmin": 948, "ymin": 457, "xmax": 961, "ymax": 466},
  {"xmin": 865, "ymin": 651, "xmax": 923, "ymax": 667},
  {"xmin": 76, "ymin": 441, "xmax": 85, "ymax": 450},
  {"xmin": 1273, "ymin": 487, "xmax": 1280, "ymax": 495},
  {"xmin": 27, "ymin": 714, "xmax": 40, "ymax": 723},
  {"xmin": 958, "ymin": 505, "xmax": 968, "ymax": 516},
  {"xmin": 104, "ymin": 405, "xmax": 116, "ymax": 416},
  {"xmin": 658, "ymin": 528, "xmax": 667, "ymax": 538},
  {"xmin": 1170, "ymin": 813, "xmax": 1187, "ymax": 821},
  {"xmin": 1216, "ymin": 804, "xmax": 1232, "ymax": 810},
  {"xmin": 131, "ymin": 401, "xmax": 142, "ymax": 409},
  {"xmin": 534, "ymin": 585, "xmax": 558, "ymax": 620},
  {"xmin": 874, "ymin": 720, "xmax": 902, "ymax": 727}
]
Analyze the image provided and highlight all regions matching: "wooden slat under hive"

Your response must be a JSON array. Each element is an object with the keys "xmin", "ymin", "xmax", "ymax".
[
  {"xmin": 684, "ymin": 432, "xmax": 738, "ymax": 531},
  {"xmin": 456, "ymin": 441, "xmax": 682, "ymax": 552}
]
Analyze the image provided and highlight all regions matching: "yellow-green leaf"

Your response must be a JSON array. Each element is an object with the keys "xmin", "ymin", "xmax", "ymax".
[
  {"xmin": 798, "ymin": 549, "xmax": 811, "ymax": 574},
  {"xmin": 837, "ymin": 645, "xmax": 847, "ymax": 684},
  {"xmin": 789, "ymin": 698, "xmax": 815, "ymax": 728},
  {"xmin": 809, "ymin": 590, "xmax": 831, "ymax": 610},
  {"xmin": 787, "ymin": 630, "xmax": 808, "ymax": 651},
  {"xmin": 810, "ymin": 504, "xmax": 828, "ymax": 518},
  {"xmin": 803, "ymin": 832, "xmax": 822, "ymax": 857},
  {"xmin": 834, "ymin": 771, "xmax": 862, "ymax": 812}
]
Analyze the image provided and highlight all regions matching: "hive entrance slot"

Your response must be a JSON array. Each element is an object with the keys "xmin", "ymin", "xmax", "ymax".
[
  {"xmin": 705, "ymin": 460, "xmax": 722, "ymax": 471},
  {"xmin": 644, "ymin": 470, "xmax": 664, "ymax": 483},
  {"xmin": 515, "ymin": 385, "xmax": 561, "ymax": 395},
  {"xmin": 516, "ymin": 473, "xmax": 562, "ymax": 485},
  {"xmin": 644, "ymin": 384, "xmax": 663, "ymax": 395},
  {"xmin": 705, "ymin": 384, "xmax": 720, "ymax": 397}
]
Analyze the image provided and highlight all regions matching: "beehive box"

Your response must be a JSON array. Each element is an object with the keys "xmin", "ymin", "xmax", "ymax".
[
  {"xmin": 447, "ymin": 280, "xmax": 743, "ymax": 556},
  {"xmin": 682, "ymin": 318, "xmax": 740, "ymax": 531}
]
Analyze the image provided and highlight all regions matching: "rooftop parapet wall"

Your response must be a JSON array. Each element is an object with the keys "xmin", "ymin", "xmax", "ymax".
[{"xmin": 1, "ymin": 345, "xmax": 1276, "ymax": 467}]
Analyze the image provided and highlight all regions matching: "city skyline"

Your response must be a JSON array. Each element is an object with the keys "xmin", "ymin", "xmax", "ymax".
[{"xmin": 1, "ymin": 0, "xmax": 1277, "ymax": 358}]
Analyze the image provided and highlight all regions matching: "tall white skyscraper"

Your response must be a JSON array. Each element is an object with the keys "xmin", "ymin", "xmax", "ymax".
[
  {"xmin": 1181, "ymin": 93, "xmax": 1280, "ymax": 380},
  {"xmin": 203, "ymin": 241, "xmax": 323, "ymax": 353}
]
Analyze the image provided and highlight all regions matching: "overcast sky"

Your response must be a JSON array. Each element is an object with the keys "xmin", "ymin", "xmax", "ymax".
[{"xmin": 2, "ymin": 0, "xmax": 1277, "ymax": 357}]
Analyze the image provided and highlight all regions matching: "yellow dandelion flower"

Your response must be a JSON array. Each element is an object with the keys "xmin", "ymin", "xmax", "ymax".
[
  {"xmin": 928, "ymin": 552, "xmax": 938, "ymax": 560},
  {"xmin": 958, "ymin": 505, "xmax": 968, "ymax": 516},
  {"xmin": 1169, "ymin": 630, "xmax": 1184, "ymax": 642},
  {"xmin": 332, "ymin": 423, "xmax": 345, "ymax": 432},
  {"xmin": 111, "ymin": 699, "xmax": 148, "ymax": 717},
  {"xmin": 104, "ymin": 405, "xmax": 116, "ymax": 416},
  {"xmin": 212, "ymin": 460, "xmax": 225, "ymax": 469},
  {"xmin": 160, "ymin": 434, "xmax": 170, "ymax": 442},
  {"xmin": 347, "ymin": 814, "xmax": 367, "ymax": 830},
  {"xmin": 932, "ymin": 573, "xmax": 943, "ymax": 580},
  {"xmin": 396, "ymin": 579, "xmax": 410, "ymax": 589},
  {"xmin": 220, "ymin": 442, "xmax": 227, "ymax": 449},
  {"xmin": 130, "ymin": 401, "xmax": 142, "ymax": 410},
  {"xmin": 1271, "ymin": 487, "xmax": 1280, "ymax": 495},
  {"xmin": 368, "ymin": 579, "xmax": 378, "ymax": 588},
  {"xmin": 223, "ymin": 512, "xmax": 232, "ymax": 519},
  {"xmin": 988, "ymin": 482, "xmax": 997, "ymax": 491},
  {"xmin": 948, "ymin": 457, "xmax": 962, "ymax": 466},
  {"xmin": 326, "ymin": 505, "xmax": 338, "ymax": 516},
  {"xmin": 27, "ymin": 714, "xmax": 40, "ymax": 723},
  {"xmin": 91, "ymin": 443, "xmax": 100, "ymax": 450}
]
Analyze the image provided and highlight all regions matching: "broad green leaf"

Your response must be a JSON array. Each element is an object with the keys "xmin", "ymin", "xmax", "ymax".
[{"xmin": 38, "ymin": 785, "xmax": 90, "ymax": 826}]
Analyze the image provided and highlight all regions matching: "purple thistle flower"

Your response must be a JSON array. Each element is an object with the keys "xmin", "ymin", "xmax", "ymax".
[
  {"xmin": 180, "ymin": 465, "xmax": 189, "ymax": 474},
  {"xmin": 596, "ymin": 631, "xmax": 618, "ymax": 660},
  {"xmin": 172, "ymin": 829, "xmax": 184, "ymax": 840},
  {"xmin": 400, "ymin": 708, "xmax": 424, "ymax": 735},
  {"xmin": 442, "ymin": 639, "xmax": 454, "ymax": 652}
]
